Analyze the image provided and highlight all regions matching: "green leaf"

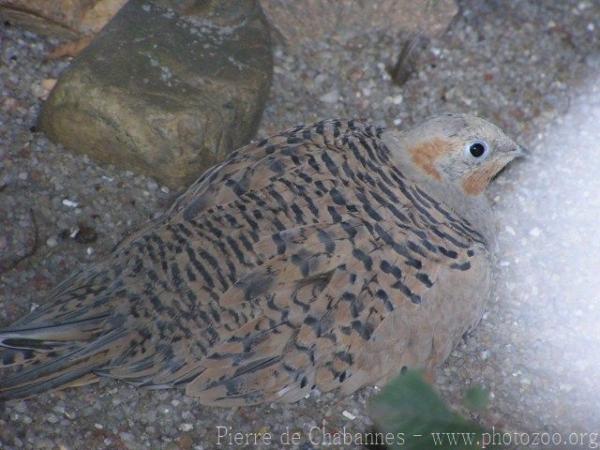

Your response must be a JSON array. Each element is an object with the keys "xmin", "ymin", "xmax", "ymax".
[{"xmin": 368, "ymin": 370, "xmax": 499, "ymax": 450}]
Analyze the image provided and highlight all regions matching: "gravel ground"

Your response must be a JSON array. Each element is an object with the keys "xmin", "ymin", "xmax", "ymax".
[{"xmin": 1, "ymin": 0, "xmax": 600, "ymax": 448}]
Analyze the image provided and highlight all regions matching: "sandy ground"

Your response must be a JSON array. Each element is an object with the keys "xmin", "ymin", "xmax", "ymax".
[{"xmin": 1, "ymin": 0, "xmax": 600, "ymax": 448}]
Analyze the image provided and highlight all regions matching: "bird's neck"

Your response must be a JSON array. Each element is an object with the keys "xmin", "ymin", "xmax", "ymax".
[{"xmin": 381, "ymin": 129, "xmax": 494, "ymax": 245}]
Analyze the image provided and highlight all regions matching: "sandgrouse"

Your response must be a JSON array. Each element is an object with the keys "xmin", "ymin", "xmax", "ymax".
[{"xmin": 0, "ymin": 114, "xmax": 523, "ymax": 405}]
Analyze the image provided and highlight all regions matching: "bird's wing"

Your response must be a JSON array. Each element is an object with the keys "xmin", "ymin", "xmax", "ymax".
[
  {"xmin": 180, "ymin": 211, "xmax": 489, "ymax": 406},
  {"xmin": 168, "ymin": 122, "xmax": 332, "ymax": 218},
  {"xmin": 0, "ymin": 119, "xmax": 381, "ymax": 399},
  {"xmin": 0, "ymin": 122, "xmax": 334, "ymax": 336}
]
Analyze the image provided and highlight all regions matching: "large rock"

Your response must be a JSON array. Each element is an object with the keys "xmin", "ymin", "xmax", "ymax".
[
  {"xmin": 39, "ymin": 0, "xmax": 272, "ymax": 188},
  {"xmin": 0, "ymin": 0, "xmax": 127, "ymax": 38},
  {"xmin": 259, "ymin": 0, "xmax": 457, "ymax": 48}
]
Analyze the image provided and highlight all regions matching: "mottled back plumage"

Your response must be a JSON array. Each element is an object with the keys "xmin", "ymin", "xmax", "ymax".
[{"xmin": 0, "ymin": 116, "xmax": 522, "ymax": 404}]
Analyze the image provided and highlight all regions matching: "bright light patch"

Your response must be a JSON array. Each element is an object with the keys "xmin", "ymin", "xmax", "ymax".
[{"xmin": 492, "ymin": 73, "xmax": 600, "ymax": 427}]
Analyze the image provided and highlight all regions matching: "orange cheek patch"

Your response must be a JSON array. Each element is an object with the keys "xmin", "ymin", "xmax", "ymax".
[
  {"xmin": 408, "ymin": 138, "xmax": 452, "ymax": 181},
  {"xmin": 462, "ymin": 161, "xmax": 504, "ymax": 195}
]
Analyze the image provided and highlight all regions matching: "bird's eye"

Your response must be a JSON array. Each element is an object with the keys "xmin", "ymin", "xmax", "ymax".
[{"xmin": 466, "ymin": 141, "xmax": 488, "ymax": 158}]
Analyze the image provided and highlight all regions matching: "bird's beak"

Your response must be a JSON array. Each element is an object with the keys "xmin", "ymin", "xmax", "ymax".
[
  {"xmin": 492, "ymin": 144, "xmax": 527, "ymax": 182},
  {"xmin": 514, "ymin": 145, "xmax": 529, "ymax": 159}
]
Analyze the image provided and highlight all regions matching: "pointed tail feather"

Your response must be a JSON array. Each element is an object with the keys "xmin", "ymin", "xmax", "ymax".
[
  {"xmin": 0, "ymin": 363, "xmax": 98, "ymax": 400},
  {"xmin": 0, "ymin": 314, "xmax": 110, "ymax": 349},
  {"xmin": 0, "ymin": 325, "xmax": 128, "ymax": 401}
]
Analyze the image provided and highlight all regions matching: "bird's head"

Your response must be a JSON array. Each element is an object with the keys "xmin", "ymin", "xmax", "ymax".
[{"xmin": 387, "ymin": 113, "xmax": 525, "ymax": 196}]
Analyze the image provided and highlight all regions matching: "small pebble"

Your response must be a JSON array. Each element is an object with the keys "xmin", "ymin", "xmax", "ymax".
[
  {"xmin": 319, "ymin": 90, "xmax": 339, "ymax": 103},
  {"xmin": 341, "ymin": 410, "xmax": 356, "ymax": 420},
  {"xmin": 62, "ymin": 199, "xmax": 79, "ymax": 208},
  {"xmin": 179, "ymin": 423, "xmax": 194, "ymax": 432},
  {"xmin": 120, "ymin": 432, "xmax": 135, "ymax": 442}
]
